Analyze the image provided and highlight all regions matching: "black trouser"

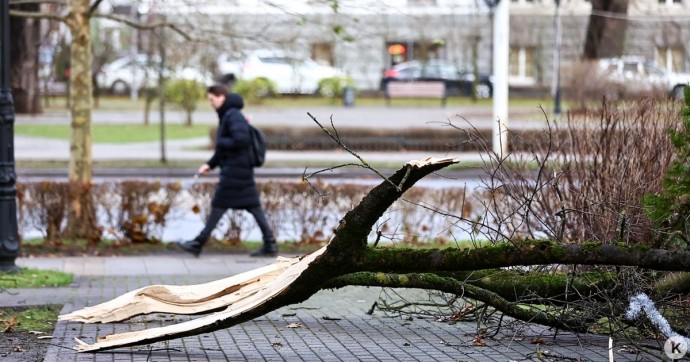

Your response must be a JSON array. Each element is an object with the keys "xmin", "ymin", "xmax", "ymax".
[{"xmin": 195, "ymin": 205, "xmax": 275, "ymax": 245}]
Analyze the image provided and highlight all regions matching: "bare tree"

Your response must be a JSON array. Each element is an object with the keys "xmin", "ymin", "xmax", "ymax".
[{"xmin": 9, "ymin": 0, "xmax": 188, "ymax": 239}]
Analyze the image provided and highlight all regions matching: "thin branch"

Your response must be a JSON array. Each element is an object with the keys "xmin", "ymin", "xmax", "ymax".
[
  {"xmin": 92, "ymin": 13, "xmax": 192, "ymax": 41},
  {"xmin": 87, "ymin": 0, "xmax": 104, "ymax": 17},
  {"xmin": 306, "ymin": 112, "xmax": 400, "ymax": 191},
  {"xmin": 9, "ymin": 9, "xmax": 66, "ymax": 22}
]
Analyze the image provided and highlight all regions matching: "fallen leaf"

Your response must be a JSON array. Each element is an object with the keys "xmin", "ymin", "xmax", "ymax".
[
  {"xmin": 272, "ymin": 342, "xmax": 283, "ymax": 348},
  {"xmin": 2, "ymin": 317, "xmax": 18, "ymax": 333},
  {"xmin": 287, "ymin": 323, "xmax": 302, "ymax": 329},
  {"xmin": 37, "ymin": 336, "xmax": 54, "ymax": 340},
  {"xmin": 28, "ymin": 331, "xmax": 44, "ymax": 335},
  {"xmin": 530, "ymin": 338, "xmax": 545, "ymax": 345},
  {"xmin": 472, "ymin": 336, "xmax": 487, "ymax": 346}
]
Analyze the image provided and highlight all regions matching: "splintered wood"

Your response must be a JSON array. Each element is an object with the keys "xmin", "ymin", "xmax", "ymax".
[{"xmin": 63, "ymin": 247, "xmax": 326, "ymax": 352}]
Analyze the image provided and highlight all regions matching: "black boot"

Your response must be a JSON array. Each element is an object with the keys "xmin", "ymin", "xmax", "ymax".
[
  {"xmin": 250, "ymin": 239, "xmax": 277, "ymax": 257},
  {"xmin": 175, "ymin": 238, "xmax": 203, "ymax": 257}
]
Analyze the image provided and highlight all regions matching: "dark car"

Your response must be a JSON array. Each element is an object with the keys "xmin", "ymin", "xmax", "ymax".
[{"xmin": 380, "ymin": 60, "xmax": 493, "ymax": 99}]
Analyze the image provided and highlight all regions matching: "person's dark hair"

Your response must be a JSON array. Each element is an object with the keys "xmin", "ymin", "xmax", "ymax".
[{"xmin": 207, "ymin": 84, "xmax": 229, "ymax": 97}]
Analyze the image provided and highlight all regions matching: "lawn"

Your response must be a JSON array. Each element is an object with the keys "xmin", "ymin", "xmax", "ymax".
[
  {"xmin": 0, "ymin": 268, "xmax": 73, "ymax": 288},
  {"xmin": 15, "ymin": 123, "xmax": 211, "ymax": 143}
]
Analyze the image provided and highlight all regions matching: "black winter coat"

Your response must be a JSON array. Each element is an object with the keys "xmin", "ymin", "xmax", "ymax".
[{"xmin": 207, "ymin": 94, "xmax": 260, "ymax": 209}]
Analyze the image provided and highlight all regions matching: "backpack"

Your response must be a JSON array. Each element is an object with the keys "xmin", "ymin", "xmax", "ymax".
[{"xmin": 247, "ymin": 124, "xmax": 266, "ymax": 167}]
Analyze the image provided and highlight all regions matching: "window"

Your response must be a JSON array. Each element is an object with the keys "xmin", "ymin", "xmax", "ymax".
[
  {"xmin": 659, "ymin": 0, "xmax": 683, "ymax": 4},
  {"xmin": 656, "ymin": 47, "xmax": 683, "ymax": 73},
  {"xmin": 311, "ymin": 43, "xmax": 334, "ymax": 66},
  {"xmin": 509, "ymin": 46, "xmax": 536, "ymax": 85}
]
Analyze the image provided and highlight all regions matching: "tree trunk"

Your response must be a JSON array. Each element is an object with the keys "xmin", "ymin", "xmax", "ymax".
[
  {"xmin": 186, "ymin": 110, "xmax": 192, "ymax": 127},
  {"xmin": 9, "ymin": 3, "xmax": 42, "ymax": 114},
  {"xmin": 583, "ymin": 0, "xmax": 629, "ymax": 59},
  {"xmin": 63, "ymin": 0, "xmax": 98, "ymax": 241}
]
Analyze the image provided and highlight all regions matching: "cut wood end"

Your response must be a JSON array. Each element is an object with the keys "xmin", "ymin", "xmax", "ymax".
[{"xmin": 405, "ymin": 157, "xmax": 459, "ymax": 168}]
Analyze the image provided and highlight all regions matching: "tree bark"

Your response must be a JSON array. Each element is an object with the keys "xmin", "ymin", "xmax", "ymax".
[
  {"xmin": 10, "ymin": 3, "xmax": 42, "ymax": 114},
  {"xmin": 63, "ymin": 0, "xmax": 98, "ymax": 240},
  {"xmin": 583, "ymin": 0, "xmax": 629, "ymax": 59},
  {"xmin": 357, "ymin": 241, "xmax": 690, "ymax": 272}
]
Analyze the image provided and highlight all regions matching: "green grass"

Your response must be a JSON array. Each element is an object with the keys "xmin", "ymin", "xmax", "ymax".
[
  {"xmin": 15, "ymin": 123, "xmax": 211, "ymax": 143},
  {"xmin": 0, "ymin": 305, "xmax": 61, "ymax": 333},
  {"xmin": 0, "ymin": 268, "xmax": 73, "ymax": 288}
]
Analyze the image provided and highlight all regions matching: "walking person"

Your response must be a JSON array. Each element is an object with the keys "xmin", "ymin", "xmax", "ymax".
[{"xmin": 176, "ymin": 85, "xmax": 277, "ymax": 257}]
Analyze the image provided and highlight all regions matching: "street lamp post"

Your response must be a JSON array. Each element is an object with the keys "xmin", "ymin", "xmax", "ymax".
[
  {"xmin": 0, "ymin": 1, "xmax": 20, "ymax": 272},
  {"xmin": 484, "ymin": 0, "xmax": 509, "ymax": 157},
  {"xmin": 553, "ymin": 0, "xmax": 562, "ymax": 118}
]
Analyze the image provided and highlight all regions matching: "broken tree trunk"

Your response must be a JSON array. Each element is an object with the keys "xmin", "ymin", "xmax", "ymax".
[
  {"xmin": 61, "ymin": 157, "xmax": 690, "ymax": 352},
  {"xmin": 59, "ymin": 256, "xmax": 302, "ymax": 324},
  {"xmin": 62, "ymin": 157, "xmax": 459, "ymax": 351}
]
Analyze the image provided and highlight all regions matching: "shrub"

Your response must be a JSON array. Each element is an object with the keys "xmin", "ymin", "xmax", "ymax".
[
  {"xmin": 644, "ymin": 87, "xmax": 690, "ymax": 247},
  {"xmin": 317, "ymin": 76, "xmax": 355, "ymax": 102},
  {"xmin": 482, "ymin": 97, "xmax": 681, "ymax": 245},
  {"xmin": 96, "ymin": 181, "xmax": 183, "ymax": 244},
  {"xmin": 232, "ymin": 77, "xmax": 278, "ymax": 104},
  {"xmin": 17, "ymin": 179, "xmax": 474, "ymax": 249},
  {"xmin": 164, "ymin": 78, "xmax": 206, "ymax": 126},
  {"xmin": 23, "ymin": 182, "xmax": 70, "ymax": 244}
]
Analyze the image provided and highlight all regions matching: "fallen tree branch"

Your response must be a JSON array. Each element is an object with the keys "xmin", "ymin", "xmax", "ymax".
[
  {"xmin": 65, "ymin": 157, "xmax": 458, "ymax": 352},
  {"xmin": 323, "ymin": 272, "xmax": 593, "ymax": 332},
  {"xmin": 357, "ymin": 241, "xmax": 690, "ymax": 272}
]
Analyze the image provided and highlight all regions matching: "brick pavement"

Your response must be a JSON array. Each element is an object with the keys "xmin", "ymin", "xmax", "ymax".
[{"xmin": 5, "ymin": 255, "xmax": 671, "ymax": 361}]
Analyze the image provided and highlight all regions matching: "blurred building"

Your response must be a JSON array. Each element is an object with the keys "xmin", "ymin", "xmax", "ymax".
[{"xmin": 112, "ymin": 0, "xmax": 690, "ymax": 93}]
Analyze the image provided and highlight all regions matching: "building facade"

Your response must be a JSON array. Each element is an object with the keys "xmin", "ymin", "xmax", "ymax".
[{"xmin": 137, "ymin": 0, "xmax": 690, "ymax": 92}]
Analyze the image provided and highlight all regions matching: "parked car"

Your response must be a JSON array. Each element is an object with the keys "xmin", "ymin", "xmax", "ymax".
[
  {"xmin": 216, "ymin": 49, "xmax": 346, "ymax": 94},
  {"xmin": 380, "ymin": 60, "xmax": 493, "ymax": 99},
  {"xmin": 597, "ymin": 57, "xmax": 690, "ymax": 99},
  {"xmin": 97, "ymin": 54, "xmax": 210, "ymax": 94}
]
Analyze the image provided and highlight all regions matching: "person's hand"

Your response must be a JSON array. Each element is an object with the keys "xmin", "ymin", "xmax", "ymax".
[{"xmin": 198, "ymin": 164, "xmax": 210, "ymax": 175}]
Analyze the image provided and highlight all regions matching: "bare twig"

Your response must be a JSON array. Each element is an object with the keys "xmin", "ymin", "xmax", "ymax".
[
  {"xmin": 305, "ymin": 112, "xmax": 401, "ymax": 191},
  {"xmin": 92, "ymin": 13, "xmax": 192, "ymax": 40}
]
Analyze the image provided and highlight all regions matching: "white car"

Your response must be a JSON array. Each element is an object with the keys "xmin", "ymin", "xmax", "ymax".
[
  {"xmin": 597, "ymin": 57, "xmax": 690, "ymax": 99},
  {"xmin": 216, "ymin": 49, "xmax": 345, "ymax": 94},
  {"xmin": 97, "ymin": 54, "xmax": 210, "ymax": 94}
]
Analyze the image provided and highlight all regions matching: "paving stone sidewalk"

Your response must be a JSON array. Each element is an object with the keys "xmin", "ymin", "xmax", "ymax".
[{"xmin": 6, "ymin": 256, "xmax": 669, "ymax": 361}]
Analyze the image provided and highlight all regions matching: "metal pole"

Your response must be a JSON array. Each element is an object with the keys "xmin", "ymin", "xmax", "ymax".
[
  {"xmin": 553, "ymin": 0, "xmax": 562, "ymax": 118},
  {"xmin": 0, "ymin": 1, "xmax": 20, "ymax": 272},
  {"xmin": 492, "ymin": 0, "xmax": 509, "ymax": 157},
  {"xmin": 158, "ymin": 16, "xmax": 166, "ymax": 164}
]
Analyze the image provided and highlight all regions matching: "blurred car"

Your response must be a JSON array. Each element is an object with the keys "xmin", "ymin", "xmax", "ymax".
[
  {"xmin": 216, "ymin": 49, "xmax": 346, "ymax": 94},
  {"xmin": 597, "ymin": 57, "xmax": 690, "ymax": 99},
  {"xmin": 380, "ymin": 60, "xmax": 493, "ymax": 99},
  {"xmin": 97, "ymin": 54, "xmax": 211, "ymax": 94}
]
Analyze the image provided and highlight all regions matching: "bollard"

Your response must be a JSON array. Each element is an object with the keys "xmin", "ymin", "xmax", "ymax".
[{"xmin": 342, "ymin": 86, "xmax": 355, "ymax": 107}]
